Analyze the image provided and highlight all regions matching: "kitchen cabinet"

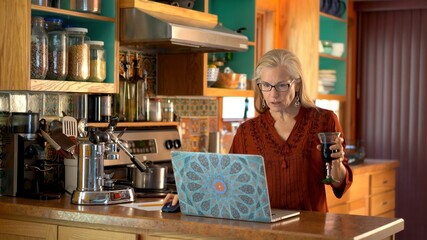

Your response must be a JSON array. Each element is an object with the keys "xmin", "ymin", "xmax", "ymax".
[
  {"xmin": 326, "ymin": 159, "xmax": 398, "ymax": 217},
  {"xmin": 0, "ymin": 1, "xmax": 118, "ymax": 94},
  {"xmin": 0, "ymin": 218, "xmax": 57, "ymax": 240},
  {"xmin": 318, "ymin": 0, "xmax": 348, "ymax": 101},
  {"xmin": 58, "ymin": 226, "xmax": 137, "ymax": 240},
  {"xmin": 154, "ymin": 0, "xmax": 255, "ymax": 97}
]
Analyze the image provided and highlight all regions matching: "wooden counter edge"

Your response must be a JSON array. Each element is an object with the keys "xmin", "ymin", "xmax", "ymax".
[{"xmin": 350, "ymin": 159, "xmax": 400, "ymax": 174}]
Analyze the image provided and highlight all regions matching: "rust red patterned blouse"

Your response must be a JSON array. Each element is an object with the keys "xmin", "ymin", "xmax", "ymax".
[{"xmin": 229, "ymin": 107, "xmax": 353, "ymax": 212}]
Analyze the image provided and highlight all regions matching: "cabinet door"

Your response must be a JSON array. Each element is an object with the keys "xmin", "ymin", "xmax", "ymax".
[
  {"xmin": 0, "ymin": 0, "xmax": 31, "ymax": 90},
  {"xmin": 0, "ymin": 218, "xmax": 57, "ymax": 240},
  {"xmin": 58, "ymin": 226, "xmax": 137, "ymax": 240}
]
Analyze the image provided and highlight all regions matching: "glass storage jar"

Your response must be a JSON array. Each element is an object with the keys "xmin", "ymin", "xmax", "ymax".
[
  {"xmin": 87, "ymin": 41, "xmax": 106, "ymax": 82},
  {"xmin": 66, "ymin": 27, "xmax": 90, "ymax": 81},
  {"xmin": 31, "ymin": 16, "xmax": 48, "ymax": 79},
  {"xmin": 45, "ymin": 18, "xmax": 67, "ymax": 80}
]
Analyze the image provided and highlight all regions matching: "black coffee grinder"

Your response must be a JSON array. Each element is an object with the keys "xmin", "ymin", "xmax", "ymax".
[{"xmin": 1, "ymin": 112, "xmax": 63, "ymax": 199}]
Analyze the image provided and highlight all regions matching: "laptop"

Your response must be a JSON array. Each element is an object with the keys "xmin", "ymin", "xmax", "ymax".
[{"xmin": 170, "ymin": 151, "xmax": 300, "ymax": 223}]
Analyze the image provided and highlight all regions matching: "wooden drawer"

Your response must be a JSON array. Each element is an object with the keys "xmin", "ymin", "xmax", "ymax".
[
  {"xmin": 370, "ymin": 170, "xmax": 396, "ymax": 194},
  {"xmin": 348, "ymin": 198, "xmax": 369, "ymax": 216},
  {"xmin": 328, "ymin": 198, "xmax": 368, "ymax": 215},
  {"xmin": 370, "ymin": 190, "xmax": 395, "ymax": 216},
  {"xmin": 326, "ymin": 172, "xmax": 369, "ymax": 207},
  {"xmin": 58, "ymin": 226, "xmax": 137, "ymax": 240},
  {"xmin": 377, "ymin": 210, "xmax": 396, "ymax": 218}
]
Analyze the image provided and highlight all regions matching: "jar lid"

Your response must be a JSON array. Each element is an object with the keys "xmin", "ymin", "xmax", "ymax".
[
  {"xmin": 65, "ymin": 27, "xmax": 88, "ymax": 33},
  {"xmin": 44, "ymin": 17, "xmax": 63, "ymax": 24},
  {"xmin": 86, "ymin": 40, "xmax": 104, "ymax": 46}
]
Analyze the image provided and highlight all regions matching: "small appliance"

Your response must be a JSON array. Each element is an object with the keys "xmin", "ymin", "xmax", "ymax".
[{"xmin": 71, "ymin": 118, "xmax": 148, "ymax": 205}]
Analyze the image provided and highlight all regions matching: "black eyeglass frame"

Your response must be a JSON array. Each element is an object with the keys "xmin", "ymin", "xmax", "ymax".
[{"xmin": 256, "ymin": 79, "xmax": 296, "ymax": 92}]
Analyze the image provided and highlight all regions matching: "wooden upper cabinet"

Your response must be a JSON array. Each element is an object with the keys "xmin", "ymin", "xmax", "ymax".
[
  {"xmin": 0, "ymin": 0, "xmax": 31, "ymax": 90},
  {"xmin": 276, "ymin": 0, "xmax": 320, "ymax": 100},
  {"xmin": 0, "ymin": 0, "xmax": 118, "ymax": 93}
]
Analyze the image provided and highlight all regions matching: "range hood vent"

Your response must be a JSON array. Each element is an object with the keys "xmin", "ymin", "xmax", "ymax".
[{"xmin": 120, "ymin": 3, "xmax": 248, "ymax": 53}]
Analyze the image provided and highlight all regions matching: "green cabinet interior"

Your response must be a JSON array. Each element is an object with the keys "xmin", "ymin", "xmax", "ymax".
[
  {"xmin": 31, "ymin": 1, "xmax": 116, "ymax": 85},
  {"xmin": 319, "ymin": 0, "xmax": 348, "ymax": 96},
  {"xmin": 196, "ymin": 0, "xmax": 256, "ymax": 79}
]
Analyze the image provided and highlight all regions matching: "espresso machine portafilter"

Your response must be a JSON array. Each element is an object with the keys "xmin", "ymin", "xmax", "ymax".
[{"xmin": 71, "ymin": 117, "xmax": 149, "ymax": 205}]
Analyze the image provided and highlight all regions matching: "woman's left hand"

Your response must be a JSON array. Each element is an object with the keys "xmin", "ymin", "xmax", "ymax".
[{"xmin": 317, "ymin": 137, "xmax": 347, "ymax": 186}]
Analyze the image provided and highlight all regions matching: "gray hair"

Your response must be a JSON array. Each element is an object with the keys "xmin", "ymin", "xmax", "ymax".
[{"xmin": 253, "ymin": 49, "xmax": 316, "ymax": 113}]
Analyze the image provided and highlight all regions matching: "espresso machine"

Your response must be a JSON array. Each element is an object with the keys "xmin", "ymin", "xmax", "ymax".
[
  {"xmin": 71, "ymin": 117, "xmax": 149, "ymax": 205},
  {"xmin": 1, "ymin": 112, "xmax": 63, "ymax": 199}
]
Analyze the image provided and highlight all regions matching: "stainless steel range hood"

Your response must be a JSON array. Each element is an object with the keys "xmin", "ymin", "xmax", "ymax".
[{"xmin": 120, "ymin": 7, "xmax": 248, "ymax": 53}]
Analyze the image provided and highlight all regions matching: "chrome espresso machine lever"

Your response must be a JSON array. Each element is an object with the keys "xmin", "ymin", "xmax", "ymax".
[{"xmin": 105, "ymin": 116, "xmax": 148, "ymax": 172}]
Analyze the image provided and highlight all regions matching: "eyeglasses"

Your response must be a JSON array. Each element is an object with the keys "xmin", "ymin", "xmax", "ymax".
[{"xmin": 257, "ymin": 79, "xmax": 295, "ymax": 92}]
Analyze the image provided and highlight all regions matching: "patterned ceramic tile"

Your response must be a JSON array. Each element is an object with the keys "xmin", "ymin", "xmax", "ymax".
[
  {"xmin": 181, "ymin": 138, "xmax": 191, "ymax": 152},
  {"xmin": 208, "ymin": 116, "xmax": 218, "ymax": 132},
  {"xmin": 59, "ymin": 94, "xmax": 73, "ymax": 116},
  {"xmin": 190, "ymin": 118, "xmax": 200, "ymax": 135},
  {"xmin": 179, "ymin": 117, "xmax": 191, "ymax": 138},
  {"xmin": 199, "ymin": 117, "xmax": 209, "ymax": 134},
  {"xmin": 44, "ymin": 94, "xmax": 59, "ymax": 116},
  {"xmin": 173, "ymin": 97, "xmax": 217, "ymax": 117},
  {"xmin": 27, "ymin": 93, "xmax": 43, "ymax": 114},
  {"xmin": 190, "ymin": 135, "xmax": 200, "ymax": 152},
  {"xmin": 10, "ymin": 94, "xmax": 27, "ymax": 112},
  {"xmin": 0, "ymin": 93, "xmax": 9, "ymax": 112},
  {"xmin": 199, "ymin": 134, "xmax": 208, "ymax": 152}
]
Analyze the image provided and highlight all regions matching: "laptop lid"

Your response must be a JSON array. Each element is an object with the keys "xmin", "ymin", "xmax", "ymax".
[{"xmin": 170, "ymin": 151, "xmax": 299, "ymax": 223}]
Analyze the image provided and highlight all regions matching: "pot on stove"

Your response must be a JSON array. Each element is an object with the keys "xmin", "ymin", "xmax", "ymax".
[{"xmin": 128, "ymin": 161, "xmax": 168, "ymax": 190}]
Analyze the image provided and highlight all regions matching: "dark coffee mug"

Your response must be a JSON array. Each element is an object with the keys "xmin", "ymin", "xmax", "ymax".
[
  {"xmin": 320, "ymin": 0, "xmax": 332, "ymax": 13},
  {"xmin": 336, "ymin": 0, "xmax": 347, "ymax": 18},
  {"xmin": 328, "ymin": 0, "xmax": 340, "ymax": 16}
]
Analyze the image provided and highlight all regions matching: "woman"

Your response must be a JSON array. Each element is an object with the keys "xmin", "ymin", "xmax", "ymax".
[{"xmin": 165, "ymin": 49, "xmax": 352, "ymax": 212}]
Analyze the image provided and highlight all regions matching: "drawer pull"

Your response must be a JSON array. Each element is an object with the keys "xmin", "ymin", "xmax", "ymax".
[
  {"xmin": 382, "ymin": 201, "xmax": 388, "ymax": 206},
  {"xmin": 382, "ymin": 180, "xmax": 388, "ymax": 184}
]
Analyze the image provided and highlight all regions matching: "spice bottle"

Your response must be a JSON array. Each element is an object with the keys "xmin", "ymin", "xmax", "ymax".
[
  {"xmin": 162, "ymin": 99, "xmax": 174, "ymax": 122},
  {"xmin": 45, "ymin": 18, "xmax": 67, "ymax": 80},
  {"xmin": 87, "ymin": 41, "xmax": 106, "ymax": 82},
  {"xmin": 66, "ymin": 27, "xmax": 90, "ymax": 81},
  {"xmin": 148, "ymin": 98, "xmax": 162, "ymax": 122},
  {"xmin": 31, "ymin": 16, "xmax": 48, "ymax": 79},
  {"xmin": 100, "ymin": 94, "xmax": 112, "ymax": 122}
]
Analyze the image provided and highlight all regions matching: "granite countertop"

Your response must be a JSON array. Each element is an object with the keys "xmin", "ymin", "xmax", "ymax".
[{"xmin": 0, "ymin": 194, "xmax": 404, "ymax": 240}]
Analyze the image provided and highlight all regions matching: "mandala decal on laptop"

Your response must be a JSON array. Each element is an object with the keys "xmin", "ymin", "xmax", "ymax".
[{"xmin": 171, "ymin": 152, "xmax": 271, "ymax": 221}]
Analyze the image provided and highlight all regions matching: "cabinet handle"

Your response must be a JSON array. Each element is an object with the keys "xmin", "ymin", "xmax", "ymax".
[
  {"xmin": 382, "ymin": 201, "xmax": 388, "ymax": 206},
  {"xmin": 382, "ymin": 180, "xmax": 388, "ymax": 184}
]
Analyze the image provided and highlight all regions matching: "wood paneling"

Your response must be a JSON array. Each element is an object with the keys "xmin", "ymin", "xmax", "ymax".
[
  {"xmin": 277, "ymin": 0, "xmax": 319, "ymax": 100},
  {"xmin": 0, "ymin": 0, "xmax": 30, "ymax": 90}
]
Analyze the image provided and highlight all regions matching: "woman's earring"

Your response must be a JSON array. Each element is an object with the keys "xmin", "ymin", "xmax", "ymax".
[
  {"xmin": 295, "ymin": 92, "xmax": 300, "ymax": 107},
  {"xmin": 262, "ymin": 98, "xmax": 266, "ymax": 109}
]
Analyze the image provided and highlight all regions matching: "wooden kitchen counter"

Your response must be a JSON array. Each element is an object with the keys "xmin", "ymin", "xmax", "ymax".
[{"xmin": 0, "ymin": 194, "xmax": 404, "ymax": 240}]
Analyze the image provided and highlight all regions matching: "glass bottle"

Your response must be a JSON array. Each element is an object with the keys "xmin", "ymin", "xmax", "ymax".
[
  {"xmin": 125, "ymin": 79, "xmax": 136, "ymax": 122},
  {"xmin": 31, "ymin": 16, "xmax": 48, "ymax": 79},
  {"xmin": 135, "ymin": 53, "xmax": 147, "ymax": 121},
  {"xmin": 124, "ymin": 52, "xmax": 136, "ymax": 122},
  {"xmin": 66, "ymin": 27, "xmax": 90, "ymax": 81},
  {"xmin": 100, "ymin": 94, "xmax": 112, "ymax": 122},
  {"xmin": 87, "ymin": 41, "xmax": 106, "ymax": 82},
  {"xmin": 162, "ymin": 99, "xmax": 174, "ymax": 122},
  {"xmin": 45, "ymin": 17, "xmax": 67, "ymax": 80}
]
